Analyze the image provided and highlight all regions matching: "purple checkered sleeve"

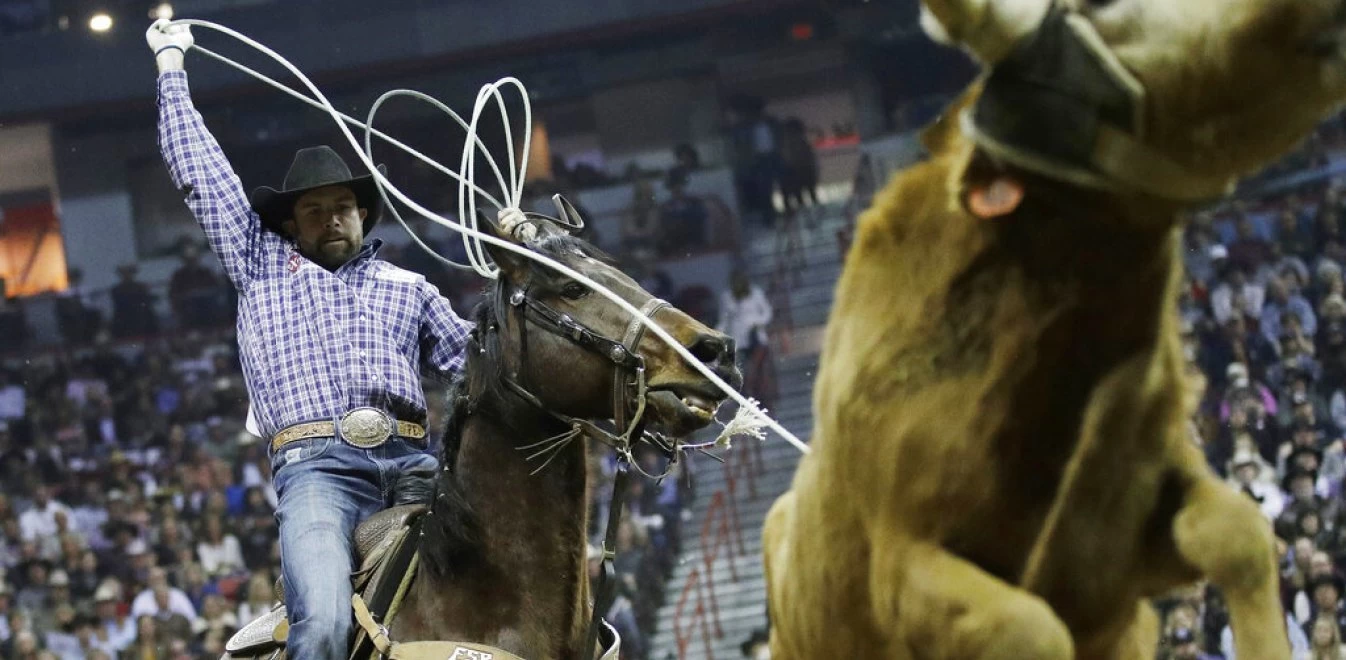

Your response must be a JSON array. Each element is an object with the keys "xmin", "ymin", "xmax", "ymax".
[
  {"xmin": 156, "ymin": 70, "xmax": 473, "ymax": 439},
  {"xmin": 157, "ymin": 70, "xmax": 260, "ymax": 288},
  {"xmin": 420, "ymin": 281, "xmax": 469, "ymax": 378}
]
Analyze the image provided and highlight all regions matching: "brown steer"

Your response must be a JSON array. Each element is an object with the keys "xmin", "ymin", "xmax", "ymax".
[{"xmin": 763, "ymin": 0, "xmax": 1346, "ymax": 657}]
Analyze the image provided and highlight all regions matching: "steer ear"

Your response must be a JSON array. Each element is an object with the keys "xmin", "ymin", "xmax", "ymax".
[{"xmin": 919, "ymin": 0, "xmax": 1051, "ymax": 63}]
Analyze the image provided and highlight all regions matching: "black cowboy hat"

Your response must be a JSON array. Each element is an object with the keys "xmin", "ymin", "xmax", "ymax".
[
  {"xmin": 100, "ymin": 519, "xmax": 137, "ymax": 540},
  {"xmin": 1288, "ymin": 445, "xmax": 1325, "ymax": 470},
  {"xmin": 16, "ymin": 557, "xmax": 52, "ymax": 576},
  {"xmin": 1290, "ymin": 419, "xmax": 1321, "ymax": 439},
  {"xmin": 1283, "ymin": 466, "xmax": 1320, "ymax": 492},
  {"xmin": 1286, "ymin": 364, "xmax": 1317, "ymax": 384},
  {"xmin": 1310, "ymin": 572, "xmax": 1346, "ymax": 598},
  {"xmin": 250, "ymin": 146, "xmax": 387, "ymax": 236}
]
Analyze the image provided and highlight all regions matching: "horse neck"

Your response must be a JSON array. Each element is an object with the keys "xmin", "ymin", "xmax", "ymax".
[
  {"xmin": 457, "ymin": 408, "xmax": 592, "ymax": 555},
  {"xmin": 411, "ymin": 385, "xmax": 594, "ymax": 656}
]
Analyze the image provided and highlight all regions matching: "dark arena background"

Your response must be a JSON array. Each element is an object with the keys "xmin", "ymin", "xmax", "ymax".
[{"xmin": 1, "ymin": 0, "xmax": 1343, "ymax": 658}]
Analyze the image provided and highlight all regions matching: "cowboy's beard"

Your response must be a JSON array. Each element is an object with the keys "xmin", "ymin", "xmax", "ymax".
[{"xmin": 305, "ymin": 236, "xmax": 359, "ymax": 269}]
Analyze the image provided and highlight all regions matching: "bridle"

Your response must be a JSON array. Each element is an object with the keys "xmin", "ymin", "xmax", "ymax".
[
  {"xmin": 488, "ymin": 277, "xmax": 670, "ymax": 456},
  {"xmin": 457, "ymin": 262, "xmax": 673, "ymax": 658}
]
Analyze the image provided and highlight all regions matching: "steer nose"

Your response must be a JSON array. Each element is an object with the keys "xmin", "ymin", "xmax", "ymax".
[{"xmin": 687, "ymin": 332, "xmax": 734, "ymax": 366}]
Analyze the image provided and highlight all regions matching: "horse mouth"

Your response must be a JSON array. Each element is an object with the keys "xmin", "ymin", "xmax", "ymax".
[{"xmin": 645, "ymin": 384, "xmax": 726, "ymax": 434}]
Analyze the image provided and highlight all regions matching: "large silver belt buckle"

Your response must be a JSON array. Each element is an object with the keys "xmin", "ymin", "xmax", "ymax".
[{"xmin": 340, "ymin": 408, "xmax": 393, "ymax": 448}]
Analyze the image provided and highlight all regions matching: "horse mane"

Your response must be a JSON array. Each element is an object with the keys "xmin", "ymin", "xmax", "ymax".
[
  {"xmin": 420, "ymin": 229, "xmax": 610, "ymax": 579},
  {"xmin": 523, "ymin": 231, "xmax": 619, "ymax": 271},
  {"xmin": 419, "ymin": 305, "xmax": 497, "ymax": 580}
]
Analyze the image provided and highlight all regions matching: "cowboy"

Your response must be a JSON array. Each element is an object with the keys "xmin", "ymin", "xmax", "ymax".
[{"xmin": 147, "ymin": 19, "xmax": 473, "ymax": 659}]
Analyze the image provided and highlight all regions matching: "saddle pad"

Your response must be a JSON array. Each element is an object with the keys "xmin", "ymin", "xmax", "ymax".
[
  {"xmin": 225, "ymin": 612, "xmax": 621, "ymax": 660},
  {"xmin": 386, "ymin": 641, "xmax": 527, "ymax": 659},
  {"xmin": 385, "ymin": 623, "xmax": 620, "ymax": 660}
]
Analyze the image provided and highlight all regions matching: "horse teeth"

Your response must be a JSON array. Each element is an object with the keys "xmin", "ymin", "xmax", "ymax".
[{"xmin": 681, "ymin": 397, "xmax": 713, "ymax": 416}]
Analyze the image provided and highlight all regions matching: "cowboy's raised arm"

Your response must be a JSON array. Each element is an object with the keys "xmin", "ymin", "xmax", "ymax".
[{"xmin": 150, "ymin": 19, "xmax": 259, "ymax": 289}]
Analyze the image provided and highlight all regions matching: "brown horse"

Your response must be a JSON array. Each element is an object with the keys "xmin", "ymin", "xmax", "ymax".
[
  {"xmin": 373, "ymin": 218, "xmax": 738, "ymax": 658},
  {"xmin": 223, "ymin": 216, "xmax": 739, "ymax": 660}
]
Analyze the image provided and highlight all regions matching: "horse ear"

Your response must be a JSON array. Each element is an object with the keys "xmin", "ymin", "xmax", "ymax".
[
  {"xmin": 477, "ymin": 211, "xmax": 531, "ymax": 281},
  {"xmin": 551, "ymin": 194, "xmax": 586, "ymax": 233}
]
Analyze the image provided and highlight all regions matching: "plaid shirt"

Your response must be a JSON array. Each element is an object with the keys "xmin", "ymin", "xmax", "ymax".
[{"xmin": 156, "ymin": 70, "xmax": 472, "ymax": 439}]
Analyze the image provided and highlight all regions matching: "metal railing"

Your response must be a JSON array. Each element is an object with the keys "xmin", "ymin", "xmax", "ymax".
[{"xmin": 671, "ymin": 437, "xmax": 764, "ymax": 659}]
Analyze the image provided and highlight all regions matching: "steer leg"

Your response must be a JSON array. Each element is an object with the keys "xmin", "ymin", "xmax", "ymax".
[
  {"xmin": 884, "ymin": 541, "xmax": 1074, "ymax": 660},
  {"xmin": 1169, "ymin": 466, "xmax": 1288, "ymax": 660}
]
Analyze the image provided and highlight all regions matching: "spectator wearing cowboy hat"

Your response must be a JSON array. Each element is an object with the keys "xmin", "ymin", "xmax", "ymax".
[
  {"xmin": 149, "ymin": 19, "xmax": 473, "ymax": 660},
  {"xmin": 1281, "ymin": 367, "xmax": 1331, "ymax": 427},
  {"xmin": 1229, "ymin": 448, "xmax": 1284, "ymax": 520},
  {"xmin": 67, "ymin": 612, "xmax": 115, "ymax": 660},
  {"xmin": 43, "ymin": 570, "xmax": 72, "ymax": 616},
  {"xmin": 1295, "ymin": 507, "xmax": 1335, "ymax": 552},
  {"xmin": 1281, "ymin": 467, "xmax": 1340, "ymax": 544},
  {"xmin": 1288, "ymin": 445, "xmax": 1334, "ymax": 499},
  {"xmin": 1291, "ymin": 386, "xmax": 1342, "ymax": 443},
  {"xmin": 109, "ymin": 263, "xmax": 160, "ymax": 340},
  {"xmin": 92, "ymin": 582, "xmax": 134, "ymax": 652},
  {"xmin": 14, "ymin": 559, "xmax": 50, "ymax": 614},
  {"xmin": 1294, "ymin": 550, "xmax": 1341, "ymax": 623},
  {"xmin": 1304, "ymin": 573, "xmax": 1346, "ymax": 641},
  {"xmin": 1279, "ymin": 418, "xmax": 1344, "ymax": 484},
  {"xmin": 1285, "ymin": 468, "xmax": 1327, "ymax": 512}
]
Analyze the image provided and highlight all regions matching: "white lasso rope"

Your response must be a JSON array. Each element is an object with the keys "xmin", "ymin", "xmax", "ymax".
[{"xmin": 166, "ymin": 19, "xmax": 809, "ymax": 455}]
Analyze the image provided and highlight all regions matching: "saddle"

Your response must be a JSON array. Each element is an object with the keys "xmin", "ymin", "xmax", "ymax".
[
  {"xmin": 221, "ymin": 505, "xmax": 622, "ymax": 660},
  {"xmin": 222, "ymin": 504, "xmax": 427, "ymax": 660}
]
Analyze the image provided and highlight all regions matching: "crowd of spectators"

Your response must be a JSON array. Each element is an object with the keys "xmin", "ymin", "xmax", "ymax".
[
  {"xmin": 0, "ymin": 328, "xmax": 271, "ymax": 659},
  {"xmin": 1164, "ymin": 137, "xmax": 1346, "ymax": 658},
  {"xmin": 0, "ymin": 218, "xmax": 723, "ymax": 660}
]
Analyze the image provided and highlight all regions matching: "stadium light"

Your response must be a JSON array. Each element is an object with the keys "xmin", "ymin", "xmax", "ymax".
[
  {"xmin": 151, "ymin": 3, "xmax": 173, "ymax": 20},
  {"xmin": 89, "ymin": 12, "xmax": 113, "ymax": 32}
]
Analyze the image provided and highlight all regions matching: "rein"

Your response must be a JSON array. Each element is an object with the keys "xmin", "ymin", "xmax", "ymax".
[{"xmin": 444, "ymin": 274, "xmax": 671, "ymax": 659}]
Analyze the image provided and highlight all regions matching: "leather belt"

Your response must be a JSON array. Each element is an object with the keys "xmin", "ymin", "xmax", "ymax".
[{"xmin": 270, "ymin": 407, "xmax": 426, "ymax": 454}]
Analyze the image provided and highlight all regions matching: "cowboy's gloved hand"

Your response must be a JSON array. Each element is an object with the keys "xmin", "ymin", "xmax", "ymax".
[
  {"xmin": 146, "ymin": 18, "xmax": 193, "ymax": 57},
  {"xmin": 497, "ymin": 207, "xmax": 536, "ymax": 242}
]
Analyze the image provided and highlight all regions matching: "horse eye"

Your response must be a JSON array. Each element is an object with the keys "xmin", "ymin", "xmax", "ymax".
[{"xmin": 561, "ymin": 282, "xmax": 590, "ymax": 300}]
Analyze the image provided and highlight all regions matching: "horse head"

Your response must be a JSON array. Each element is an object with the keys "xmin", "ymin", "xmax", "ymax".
[
  {"xmin": 478, "ymin": 208, "xmax": 742, "ymax": 441},
  {"xmin": 921, "ymin": 0, "xmax": 1346, "ymax": 201}
]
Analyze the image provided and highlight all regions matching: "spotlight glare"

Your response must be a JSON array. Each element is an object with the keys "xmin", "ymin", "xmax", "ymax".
[
  {"xmin": 88, "ymin": 12, "xmax": 113, "ymax": 32},
  {"xmin": 151, "ymin": 3, "xmax": 173, "ymax": 20}
]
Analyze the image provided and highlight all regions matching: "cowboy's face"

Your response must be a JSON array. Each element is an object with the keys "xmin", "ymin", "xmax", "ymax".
[{"xmin": 284, "ymin": 185, "xmax": 367, "ymax": 270}]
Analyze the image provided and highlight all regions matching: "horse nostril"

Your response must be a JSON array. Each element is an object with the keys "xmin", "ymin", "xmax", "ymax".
[{"xmin": 688, "ymin": 334, "xmax": 730, "ymax": 364}]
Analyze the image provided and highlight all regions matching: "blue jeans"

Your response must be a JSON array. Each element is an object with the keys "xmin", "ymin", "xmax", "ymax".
[{"xmin": 271, "ymin": 436, "xmax": 437, "ymax": 660}]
